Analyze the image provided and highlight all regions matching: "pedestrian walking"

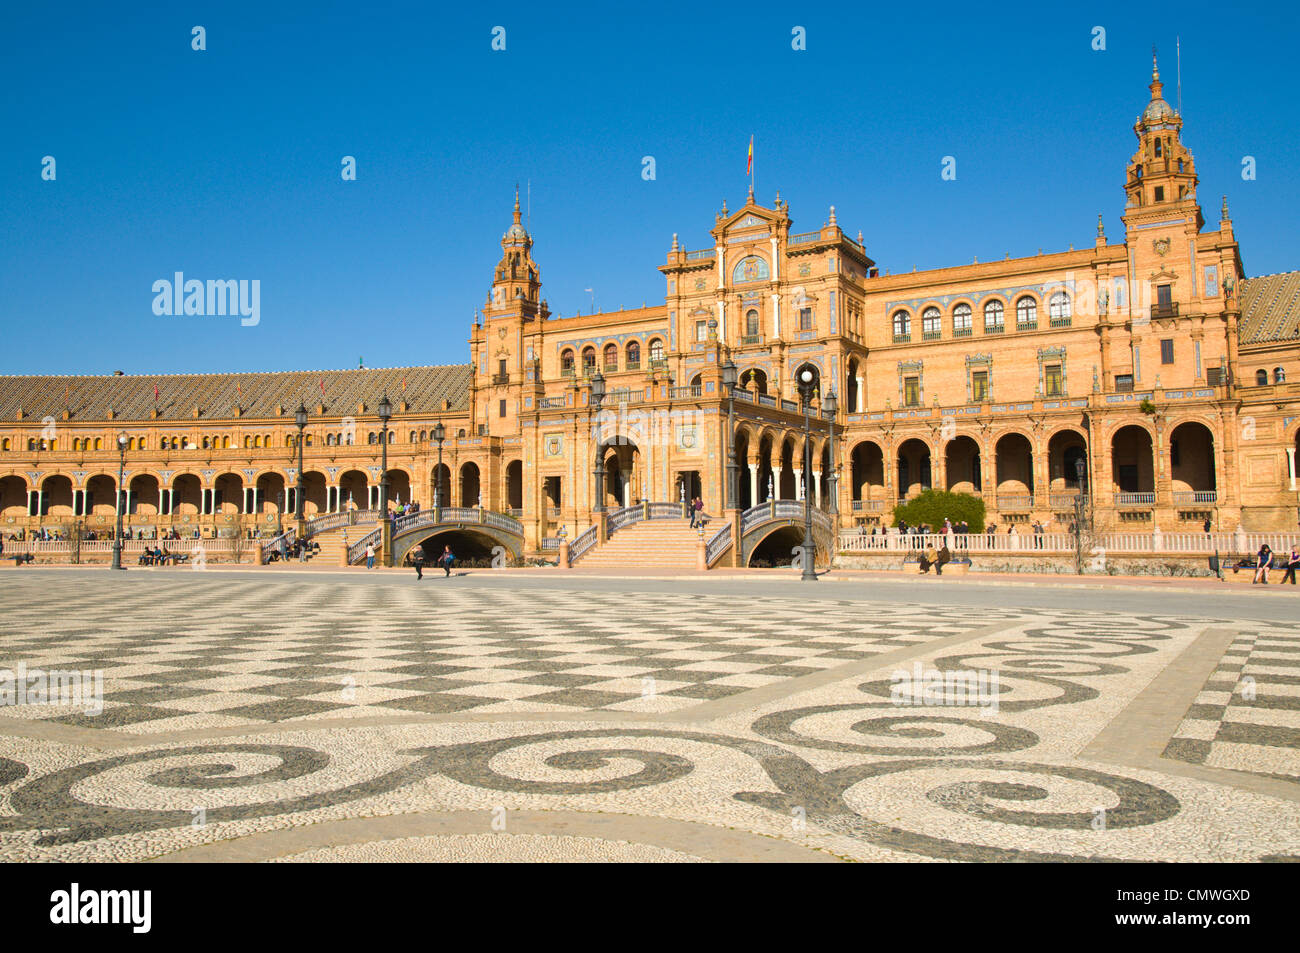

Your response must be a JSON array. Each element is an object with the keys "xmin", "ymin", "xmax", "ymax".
[
  {"xmin": 440, "ymin": 545, "xmax": 454, "ymax": 576},
  {"xmin": 412, "ymin": 546, "xmax": 425, "ymax": 580},
  {"xmin": 365, "ymin": 542, "xmax": 375, "ymax": 570}
]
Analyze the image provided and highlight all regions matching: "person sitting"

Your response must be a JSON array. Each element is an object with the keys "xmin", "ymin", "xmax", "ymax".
[
  {"xmin": 13, "ymin": 551, "xmax": 35, "ymax": 565},
  {"xmin": 1278, "ymin": 546, "xmax": 1300, "ymax": 585},
  {"xmin": 1253, "ymin": 544, "xmax": 1274, "ymax": 584},
  {"xmin": 936, "ymin": 544, "xmax": 952, "ymax": 576},
  {"xmin": 919, "ymin": 544, "xmax": 938, "ymax": 574}
]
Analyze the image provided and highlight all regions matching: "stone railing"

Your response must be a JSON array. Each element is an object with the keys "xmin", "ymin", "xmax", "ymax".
[
  {"xmin": 705, "ymin": 523, "xmax": 732, "ymax": 565},
  {"xmin": 568, "ymin": 524, "xmax": 599, "ymax": 562},
  {"xmin": 838, "ymin": 530, "xmax": 1300, "ymax": 556}
]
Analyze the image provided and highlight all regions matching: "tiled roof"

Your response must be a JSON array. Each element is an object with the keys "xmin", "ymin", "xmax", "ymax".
[
  {"xmin": 0, "ymin": 365, "xmax": 473, "ymax": 424},
  {"xmin": 1239, "ymin": 271, "xmax": 1300, "ymax": 345}
]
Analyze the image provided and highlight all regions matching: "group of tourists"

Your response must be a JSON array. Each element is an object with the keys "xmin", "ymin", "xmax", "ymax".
[{"xmin": 687, "ymin": 497, "xmax": 706, "ymax": 529}]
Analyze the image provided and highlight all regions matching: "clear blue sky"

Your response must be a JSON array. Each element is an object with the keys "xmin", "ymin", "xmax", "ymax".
[{"xmin": 2, "ymin": 1, "xmax": 1297, "ymax": 376}]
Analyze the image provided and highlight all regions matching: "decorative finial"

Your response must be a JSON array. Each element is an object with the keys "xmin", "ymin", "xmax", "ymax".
[
  {"xmin": 1221, "ymin": 194, "xmax": 1230, "ymax": 220},
  {"xmin": 747, "ymin": 182, "xmax": 754, "ymax": 202},
  {"xmin": 774, "ymin": 189, "xmax": 782, "ymax": 208},
  {"xmin": 721, "ymin": 198, "xmax": 728, "ymax": 216},
  {"xmin": 671, "ymin": 232, "xmax": 679, "ymax": 252},
  {"xmin": 513, "ymin": 185, "xmax": 521, "ymax": 224},
  {"xmin": 857, "ymin": 230, "xmax": 863, "ymax": 245},
  {"xmin": 828, "ymin": 205, "xmax": 837, "ymax": 226},
  {"xmin": 1097, "ymin": 213, "xmax": 1105, "ymax": 237},
  {"xmin": 1152, "ymin": 46, "xmax": 1159, "ymax": 79}
]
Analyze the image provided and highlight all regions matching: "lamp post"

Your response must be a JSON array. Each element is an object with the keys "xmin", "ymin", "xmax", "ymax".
[
  {"xmin": 797, "ymin": 368, "xmax": 818, "ymax": 581},
  {"xmin": 590, "ymin": 371, "xmax": 606, "ymax": 513},
  {"xmin": 377, "ymin": 394, "xmax": 392, "ymax": 566},
  {"xmin": 294, "ymin": 403, "xmax": 308, "ymax": 539},
  {"xmin": 1073, "ymin": 457, "xmax": 1087, "ymax": 574},
  {"xmin": 722, "ymin": 358, "xmax": 738, "ymax": 509},
  {"xmin": 433, "ymin": 421, "xmax": 446, "ymax": 510},
  {"xmin": 824, "ymin": 389, "xmax": 839, "ymax": 516},
  {"xmin": 111, "ymin": 432, "xmax": 128, "ymax": 570}
]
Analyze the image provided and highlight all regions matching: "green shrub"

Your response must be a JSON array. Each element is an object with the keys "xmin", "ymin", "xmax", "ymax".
[{"xmin": 892, "ymin": 490, "xmax": 986, "ymax": 532}]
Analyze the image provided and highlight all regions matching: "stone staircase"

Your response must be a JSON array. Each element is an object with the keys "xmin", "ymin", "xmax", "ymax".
[{"xmin": 576, "ymin": 518, "xmax": 706, "ymax": 569}]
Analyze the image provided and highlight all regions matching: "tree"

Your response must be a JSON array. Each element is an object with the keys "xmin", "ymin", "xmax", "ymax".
[{"xmin": 892, "ymin": 489, "xmax": 986, "ymax": 532}]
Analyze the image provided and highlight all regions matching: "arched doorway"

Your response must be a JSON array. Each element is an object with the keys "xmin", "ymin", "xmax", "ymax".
[
  {"xmin": 944, "ymin": 436, "xmax": 982, "ymax": 493},
  {"xmin": 1111, "ymin": 425, "xmax": 1155, "ymax": 495},
  {"xmin": 214, "ymin": 472, "xmax": 244, "ymax": 514},
  {"xmin": 505, "ymin": 460, "xmax": 523, "ymax": 511},
  {"xmin": 85, "ymin": 474, "xmax": 117, "ymax": 515},
  {"xmin": 129, "ymin": 474, "xmax": 160, "ymax": 515},
  {"xmin": 387, "ymin": 468, "xmax": 413, "ymax": 508},
  {"xmin": 460, "ymin": 462, "xmax": 481, "ymax": 508},
  {"xmin": 846, "ymin": 358, "xmax": 861, "ymax": 413},
  {"xmin": 256, "ymin": 472, "xmax": 286, "ymax": 514},
  {"xmin": 431, "ymin": 464, "xmax": 451, "ymax": 508},
  {"xmin": 172, "ymin": 474, "xmax": 202, "ymax": 515},
  {"xmin": 756, "ymin": 433, "xmax": 775, "ymax": 503},
  {"xmin": 0, "ymin": 476, "xmax": 27, "ymax": 517},
  {"xmin": 850, "ymin": 441, "xmax": 885, "ymax": 506},
  {"xmin": 1169, "ymin": 422, "xmax": 1216, "ymax": 501},
  {"xmin": 339, "ymin": 469, "xmax": 368, "ymax": 511},
  {"xmin": 779, "ymin": 438, "xmax": 797, "ymax": 499},
  {"xmin": 994, "ymin": 433, "xmax": 1034, "ymax": 500},
  {"xmin": 896, "ymin": 438, "xmax": 931, "ymax": 500},
  {"xmin": 1048, "ymin": 429, "xmax": 1089, "ymax": 496},
  {"xmin": 600, "ymin": 441, "xmax": 640, "ymax": 508},
  {"xmin": 40, "ymin": 475, "xmax": 74, "ymax": 516}
]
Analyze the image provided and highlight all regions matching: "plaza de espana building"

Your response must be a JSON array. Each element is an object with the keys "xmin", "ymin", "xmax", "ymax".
[{"xmin": 3, "ymin": 61, "xmax": 1300, "ymax": 558}]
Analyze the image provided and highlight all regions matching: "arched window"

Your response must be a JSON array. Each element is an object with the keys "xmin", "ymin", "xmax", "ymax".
[
  {"xmin": 560, "ymin": 349, "xmax": 575, "ymax": 376},
  {"xmin": 581, "ymin": 347, "xmax": 596, "ymax": 373},
  {"xmin": 745, "ymin": 309, "xmax": 759, "ymax": 338},
  {"xmin": 1049, "ymin": 292, "xmax": 1071, "ymax": 325},
  {"xmin": 1275, "ymin": 367, "xmax": 1286, "ymax": 384},
  {"xmin": 603, "ymin": 343, "xmax": 618, "ymax": 371},
  {"xmin": 1256, "ymin": 369, "xmax": 1269, "ymax": 386},
  {"xmin": 626, "ymin": 341, "xmax": 641, "ymax": 368},
  {"xmin": 1015, "ymin": 296, "xmax": 1037, "ymax": 328},
  {"xmin": 952, "ymin": 303, "xmax": 972, "ymax": 335},
  {"xmin": 368, "ymin": 432, "xmax": 378, "ymax": 445},
  {"xmin": 387, "ymin": 431, "xmax": 394, "ymax": 444},
  {"xmin": 892, "ymin": 310, "xmax": 911, "ymax": 340},
  {"xmin": 921, "ymin": 307, "xmax": 941, "ymax": 338},
  {"xmin": 1, "ymin": 438, "xmax": 8, "ymax": 451},
  {"xmin": 649, "ymin": 339, "xmax": 665, "ymax": 363},
  {"xmin": 94, "ymin": 438, "xmax": 102, "ymax": 450},
  {"xmin": 984, "ymin": 300, "xmax": 1005, "ymax": 332}
]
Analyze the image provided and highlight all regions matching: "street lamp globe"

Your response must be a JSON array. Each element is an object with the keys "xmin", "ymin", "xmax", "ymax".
[
  {"xmin": 377, "ymin": 394, "xmax": 392, "ymax": 423},
  {"xmin": 824, "ymin": 389, "xmax": 838, "ymax": 417},
  {"xmin": 433, "ymin": 421, "xmax": 445, "ymax": 444},
  {"xmin": 117, "ymin": 432, "xmax": 129, "ymax": 452},
  {"xmin": 294, "ymin": 403, "xmax": 308, "ymax": 430}
]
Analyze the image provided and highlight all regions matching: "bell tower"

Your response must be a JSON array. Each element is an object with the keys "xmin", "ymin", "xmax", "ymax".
[
  {"xmin": 486, "ymin": 188, "xmax": 545, "ymax": 322},
  {"xmin": 1123, "ymin": 53, "xmax": 1203, "ymax": 232}
]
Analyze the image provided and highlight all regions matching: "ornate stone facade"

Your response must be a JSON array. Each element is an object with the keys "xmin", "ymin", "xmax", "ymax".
[{"xmin": 3, "ymin": 61, "xmax": 1299, "ymax": 552}]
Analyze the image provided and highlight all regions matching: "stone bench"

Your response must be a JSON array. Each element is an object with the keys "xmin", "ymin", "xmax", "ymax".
[{"xmin": 901, "ymin": 554, "xmax": 971, "ymax": 575}]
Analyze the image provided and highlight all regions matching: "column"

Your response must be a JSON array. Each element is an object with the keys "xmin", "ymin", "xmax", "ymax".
[
  {"xmin": 776, "ymin": 463, "xmax": 786, "ymax": 500},
  {"xmin": 793, "ymin": 467, "xmax": 803, "ymax": 500},
  {"xmin": 36, "ymin": 489, "xmax": 43, "ymax": 516},
  {"xmin": 159, "ymin": 488, "xmax": 166, "ymax": 514},
  {"xmin": 856, "ymin": 376, "xmax": 865, "ymax": 412},
  {"xmin": 771, "ymin": 293, "xmax": 781, "ymax": 338},
  {"xmin": 125, "ymin": 488, "xmax": 132, "ymax": 516},
  {"xmin": 622, "ymin": 470, "xmax": 632, "ymax": 507},
  {"xmin": 748, "ymin": 459, "xmax": 758, "ymax": 508},
  {"xmin": 168, "ymin": 488, "xmax": 174, "ymax": 515},
  {"xmin": 813, "ymin": 470, "xmax": 822, "ymax": 507},
  {"xmin": 1288, "ymin": 447, "xmax": 1297, "ymax": 492}
]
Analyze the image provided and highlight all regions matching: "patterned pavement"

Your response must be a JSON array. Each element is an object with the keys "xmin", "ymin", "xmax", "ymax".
[{"xmin": 1, "ymin": 570, "xmax": 1298, "ymax": 862}]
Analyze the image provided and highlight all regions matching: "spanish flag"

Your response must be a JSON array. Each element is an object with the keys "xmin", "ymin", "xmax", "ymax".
[{"xmin": 746, "ymin": 136, "xmax": 753, "ymax": 176}]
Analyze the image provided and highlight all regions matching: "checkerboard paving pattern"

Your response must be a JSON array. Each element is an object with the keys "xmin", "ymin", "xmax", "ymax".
[
  {"xmin": 0, "ymin": 580, "xmax": 1013, "ymax": 733},
  {"xmin": 1164, "ymin": 631, "xmax": 1300, "ymax": 783}
]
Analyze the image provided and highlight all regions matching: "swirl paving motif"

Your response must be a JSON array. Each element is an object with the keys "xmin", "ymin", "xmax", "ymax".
[{"xmin": 1, "ymin": 575, "xmax": 1298, "ymax": 862}]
